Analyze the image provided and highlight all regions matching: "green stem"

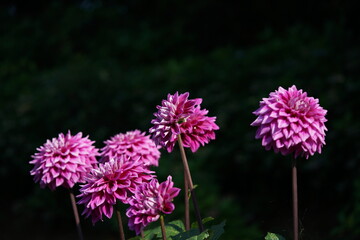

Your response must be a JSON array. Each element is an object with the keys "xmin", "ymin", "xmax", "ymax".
[
  {"xmin": 177, "ymin": 135, "xmax": 204, "ymax": 232},
  {"xmin": 292, "ymin": 159, "xmax": 299, "ymax": 240},
  {"xmin": 115, "ymin": 209, "xmax": 125, "ymax": 240},
  {"xmin": 184, "ymin": 169, "xmax": 190, "ymax": 230},
  {"xmin": 69, "ymin": 190, "xmax": 84, "ymax": 240},
  {"xmin": 160, "ymin": 215, "xmax": 167, "ymax": 240},
  {"xmin": 177, "ymin": 135, "xmax": 194, "ymax": 189}
]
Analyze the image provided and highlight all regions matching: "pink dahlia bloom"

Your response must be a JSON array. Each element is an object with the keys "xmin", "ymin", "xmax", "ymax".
[
  {"xmin": 251, "ymin": 85, "xmax": 328, "ymax": 159},
  {"xmin": 126, "ymin": 176, "xmax": 181, "ymax": 235},
  {"xmin": 77, "ymin": 156, "xmax": 154, "ymax": 224},
  {"xmin": 30, "ymin": 131, "xmax": 99, "ymax": 190},
  {"xmin": 100, "ymin": 130, "xmax": 160, "ymax": 167},
  {"xmin": 149, "ymin": 92, "xmax": 219, "ymax": 152}
]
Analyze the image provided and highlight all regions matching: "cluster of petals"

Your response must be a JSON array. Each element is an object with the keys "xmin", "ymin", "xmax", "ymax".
[
  {"xmin": 126, "ymin": 176, "xmax": 181, "ymax": 235},
  {"xmin": 149, "ymin": 92, "xmax": 219, "ymax": 153},
  {"xmin": 100, "ymin": 130, "xmax": 160, "ymax": 167},
  {"xmin": 251, "ymin": 85, "xmax": 328, "ymax": 159},
  {"xmin": 29, "ymin": 131, "xmax": 99, "ymax": 190},
  {"xmin": 77, "ymin": 156, "xmax": 154, "ymax": 224}
]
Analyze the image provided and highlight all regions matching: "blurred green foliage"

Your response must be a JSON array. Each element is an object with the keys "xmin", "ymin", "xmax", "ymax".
[
  {"xmin": 1, "ymin": 1, "xmax": 359, "ymax": 239},
  {"xmin": 128, "ymin": 218, "xmax": 225, "ymax": 240},
  {"xmin": 332, "ymin": 178, "xmax": 360, "ymax": 240},
  {"xmin": 265, "ymin": 232, "xmax": 285, "ymax": 240}
]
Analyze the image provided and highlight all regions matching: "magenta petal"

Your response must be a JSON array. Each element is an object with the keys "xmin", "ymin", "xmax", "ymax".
[
  {"xmin": 262, "ymin": 136, "xmax": 272, "ymax": 146},
  {"xmin": 103, "ymin": 204, "xmax": 113, "ymax": 219},
  {"xmin": 125, "ymin": 175, "xmax": 180, "ymax": 235},
  {"xmin": 77, "ymin": 158, "xmax": 155, "ymax": 224},
  {"xmin": 149, "ymin": 92, "xmax": 219, "ymax": 153},
  {"xmin": 55, "ymin": 177, "xmax": 64, "ymax": 187},
  {"xmin": 272, "ymin": 131, "xmax": 283, "ymax": 141},
  {"xmin": 251, "ymin": 85, "xmax": 327, "ymax": 159},
  {"xmin": 299, "ymin": 132, "xmax": 310, "ymax": 142},
  {"xmin": 29, "ymin": 131, "xmax": 99, "ymax": 190},
  {"xmin": 277, "ymin": 118, "xmax": 289, "ymax": 128},
  {"xmin": 259, "ymin": 126, "xmax": 271, "ymax": 136}
]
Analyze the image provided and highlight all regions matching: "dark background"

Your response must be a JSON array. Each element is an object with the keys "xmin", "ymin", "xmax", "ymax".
[{"xmin": 1, "ymin": 1, "xmax": 359, "ymax": 239}]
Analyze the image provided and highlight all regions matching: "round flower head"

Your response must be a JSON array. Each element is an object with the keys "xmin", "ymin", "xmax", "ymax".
[
  {"xmin": 126, "ymin": 176, "xmax": 181, "ymax": 235},
  {"xmin": 149, "ymin": 92, "xmax": 219, "ymax": 152},
  {"xmin": 100, "ymin": 130, "xmax": 160, "ymax": 167},
  {"xmin": 251, "ymin": 85, "xmax": 328, "ymax": 159},
  {"xmin": 77, "ymin": 156, "xmax": 155, "ymax": 224},
  {"xmin": 29, "ymin": 131, "xmax": 99, "ymax": 190}
]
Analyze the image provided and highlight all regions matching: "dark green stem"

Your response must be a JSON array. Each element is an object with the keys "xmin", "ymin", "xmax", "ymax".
[
  {"xmin": 115, "ymin": 209, "xmax": 125, "ymax": 240},
  {"xmin": 292, "ymin": 159, "xmax": 298, "ymax": 240},
  {"xmin": 177, "ymin": 135, "xmax": 204, "ymax": 232},
  {"xmin": 69, "ymin": 190, "xmax": 84, "ymax": 240},
  {"xmin": 160, "ymin": 215, "xmax": 167, "ymax": 240},
  {"xmin": 184, "ymin": 169, "xmax": 190, "ymax": 230}
]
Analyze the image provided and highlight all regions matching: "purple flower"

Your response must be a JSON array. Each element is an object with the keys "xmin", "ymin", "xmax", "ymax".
[
  {"xmin": 251, "ymin": 85, "xmax": 328, "ymax": 159},
  {"xmin": 100, "ymin": 130, "xmax": 160, "ymax": 167},
  {"xmin": 77, "ymin": 156, "xmax": 154, "ymax": 224},
  {"xmin": 180, "ymin": 106, "xmax": 219, "ymax": 152},
  {"xmin": 30, "ymin": 131, "xmax": 99, "ymax": 190},
  {"xmin": 126, "ymin": 176, "xmax": 181, "ymax": 235},
  {"xmin": 149, "ymin": 92, "xmax": 219, "ymax": 152}
]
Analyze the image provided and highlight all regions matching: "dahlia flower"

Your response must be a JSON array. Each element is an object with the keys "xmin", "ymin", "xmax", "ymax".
[
  {"xmin": 100, "ymin": 130, "xmax": 160, "ymax": 167},
  {"xmin": 30, "ymin": 131, "xmax": 99, "ymax": 190},
  {"xmin": 77, "ymin": 156, "xmax": 155, "ymax": 224},
  {"xmin": 251, "ymin": 85, "xmax": 328, "ymax": 159},
  {"xmin": 149, "ymin": 92, "xmax": 219, "ymax": 152},
  {"xmin": 126, "ymin": 176, "xmax": 181, "ymax": 235}
]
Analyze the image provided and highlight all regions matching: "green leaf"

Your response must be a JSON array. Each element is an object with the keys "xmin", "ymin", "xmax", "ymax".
[
  {"xmin": 191, "ymin": 216, "xmax": 215, "ymax": 229},
  {"xmin": 165, "ymin": 220, "xmax": 187, "ymax": 238},
  {"xmin": 264, "ymin": 232, "xmax": 286, "ymax": 240},
  {"xmin": 208, "ymin": 220, "xmax": 226, "ymax": 240},
  {"xmin": 172, "ymin": 229, "xmax": 210, "ymax": 240},
  {"xmin": 189, "ymin": 217, "xmax": 225, "ymax": 240},
  {"xmin": 129, "ymin": 218, "xmax": 225, "ymax": 240},
  {"xmin": 128, "ymin": 237, "xmax": 142, "ymax": 240},
  {"xmin": 137, "ymin": 219, "xmax": 186, "ymax": 240}
]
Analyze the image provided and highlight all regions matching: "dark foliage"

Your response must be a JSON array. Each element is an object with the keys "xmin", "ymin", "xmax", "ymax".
[{"xmin": 1, "ymin": 1, "xmax": 359, "ymax": 239}]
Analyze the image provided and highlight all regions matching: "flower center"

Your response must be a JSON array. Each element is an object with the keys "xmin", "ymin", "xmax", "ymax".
[
  {"xmin": 51, "ymin": 140, "xmax": 69, "ymax": 157},
  {"xmin": 288, "ymin": 97, "xmax": 309, "ymax": 113},
  {"xmin": 177, "ymin": 117, "xmax": 187, "ymax": 124},
  {"xmin": 144, "ymin": 196, "xmax": 158, "ymax": 210}
]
